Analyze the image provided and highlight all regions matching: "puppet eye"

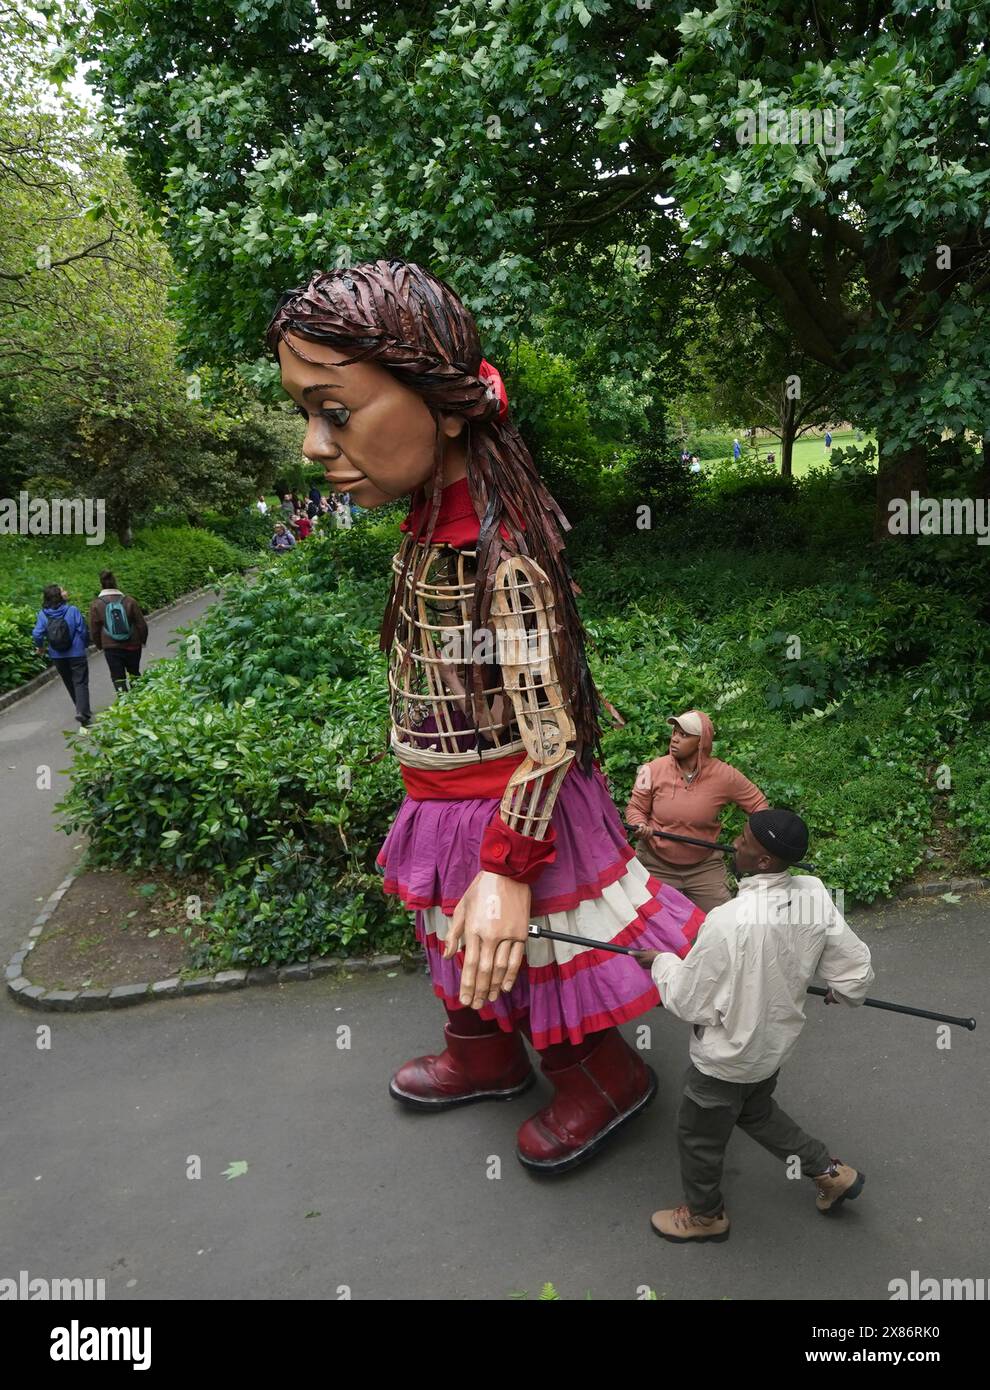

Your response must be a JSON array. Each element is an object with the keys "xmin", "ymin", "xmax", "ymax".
[{"xmin": 321, "ymin": 407, "xmax": 350, "ymax": 427}]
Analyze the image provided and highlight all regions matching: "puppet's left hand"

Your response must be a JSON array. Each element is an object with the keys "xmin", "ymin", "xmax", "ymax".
[
  {"xmin": 444, "ymin": 870, "xmax": 531, "ymax": 1009},
  {"xmin": 632, "ymin": 949, "xmax": 660, "ymax": 969}
]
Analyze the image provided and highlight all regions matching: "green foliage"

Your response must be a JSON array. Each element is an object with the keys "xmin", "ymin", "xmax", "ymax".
[
  {"xmin": 57, "ymin": 520, "xmax": 409, "ymax": 967},
  {"xmin": 0, "ymin": 526, "xmax": 247, "ymax": 612},
  {"xmin": 947, "ymin": 739, "xmax": 990, "ymax": 873},
  {"xmin": 0, "ymin": 600, "xmax": 44, "ymax": 692},
  {"xmin": 55, "ymin": 478, "xmax": 990, "ymax": 967},
  {"xmin": 0, "ymin": 526, "xmax": 249, "ymax": 693},
  {"xmin": 203, "ymin": 506, "xmax": 274, "ymax": 554}
]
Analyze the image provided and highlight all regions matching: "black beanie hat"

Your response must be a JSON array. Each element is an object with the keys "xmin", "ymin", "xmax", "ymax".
[{"xmin": 749, "ymin": 809, "xmax": 809, "ymax": 865}]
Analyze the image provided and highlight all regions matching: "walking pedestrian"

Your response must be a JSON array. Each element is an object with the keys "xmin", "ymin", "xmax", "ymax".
[
  {"xmin": 626, "ymin": 710, "xmax": 768, "ymax": 912},
  {"xmin": 89, "ymin": 571, "xmax": 149, "ymax": 695},
  {"xmin": 635, "ymin": 810, "xmax": 874, "ymax": 1244},
  {"xmin": 32, "ymin": 584, "xmax": 92, "ymax": 726}
]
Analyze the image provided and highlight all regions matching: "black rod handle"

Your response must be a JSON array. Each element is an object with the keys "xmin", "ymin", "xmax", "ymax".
[
  {"xmin": 806, "ymin": 985, "xmax": 976, "ymax": 1030},
  {"xmin": 528, "ymin": 929, "xmax": 976, "ymax": 1028}
]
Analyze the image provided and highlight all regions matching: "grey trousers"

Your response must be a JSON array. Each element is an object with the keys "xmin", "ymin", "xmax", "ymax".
[{"xmin": 677, "ymin": 1063, "xmax": 832, "ymax": 1215}]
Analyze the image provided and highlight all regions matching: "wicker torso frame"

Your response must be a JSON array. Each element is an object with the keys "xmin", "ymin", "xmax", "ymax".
[{"xmin": 387, "ymin": 531, "xmax": 576, "ymax": 837}]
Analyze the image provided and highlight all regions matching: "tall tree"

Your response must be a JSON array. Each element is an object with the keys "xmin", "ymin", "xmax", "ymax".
[{"xmin": 74, "ymin": 0, "xmax": 989, "ymax": 536}]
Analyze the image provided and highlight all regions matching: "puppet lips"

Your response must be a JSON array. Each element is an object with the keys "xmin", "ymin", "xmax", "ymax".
[{"xmin": 325, "ymin": 470, "xmax": 366, "ymax": 486}]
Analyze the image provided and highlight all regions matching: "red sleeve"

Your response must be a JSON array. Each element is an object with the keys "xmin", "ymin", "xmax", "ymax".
[{"xmin": 479, "ymin": 812, "xmax": 558, "ymax": 884}]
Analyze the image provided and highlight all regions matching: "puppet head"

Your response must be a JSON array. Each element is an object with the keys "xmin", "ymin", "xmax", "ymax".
[{"xmin": 266, "ymin": 258, "xmax": 603, "ymax": 767}]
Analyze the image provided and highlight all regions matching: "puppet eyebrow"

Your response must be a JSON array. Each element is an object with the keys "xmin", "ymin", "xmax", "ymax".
[{"xmin": 302, "ymin": 383, "xmax": 346, "ymax": 398}]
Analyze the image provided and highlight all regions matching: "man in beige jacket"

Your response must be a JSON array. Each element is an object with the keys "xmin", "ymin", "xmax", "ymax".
[{"xmin": 634, "ymin": 809, "xmax": 874, "ymax": 1244}]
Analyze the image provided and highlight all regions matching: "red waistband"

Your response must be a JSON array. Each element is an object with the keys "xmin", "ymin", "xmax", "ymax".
[{"xmin": 400, "ymin": 753, "xmax": 527, "ymax": 801}]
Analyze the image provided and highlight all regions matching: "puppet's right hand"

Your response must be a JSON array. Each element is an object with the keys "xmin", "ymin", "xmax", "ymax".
[{"xmin": 444, "ymin": 870, "xmax": 531, "ymax": 1009}]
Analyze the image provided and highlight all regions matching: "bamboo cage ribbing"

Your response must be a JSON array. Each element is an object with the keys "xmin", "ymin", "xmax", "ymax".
[{"xmin": 387, "ymin": 537, "xmax": 576, "ymax": 835}]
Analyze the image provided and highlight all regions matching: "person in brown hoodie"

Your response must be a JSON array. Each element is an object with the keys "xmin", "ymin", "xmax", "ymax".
[
  {"xmin": 89, "ymin": 570, "xmax": 149, "ymax": 695},
  {"xmin": 625, "ymin": 709, "xmax": 768, "ymax": 912}
]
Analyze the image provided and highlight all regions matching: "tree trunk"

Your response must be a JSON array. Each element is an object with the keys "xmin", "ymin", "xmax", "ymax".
[
  {"xmin": 873, "ymin": 443, "xmax": 929, "ymax": 541},
  {"xmin": 780, "ymin": 396, "xmax": 797, "ymax": 480},
  {"xmin": 978, "ymin": 432, "xmax": 990, "ymax": 501},
  {"xmin": 116, "ymin": 500, "xmax": 134, "ymax": 548}
]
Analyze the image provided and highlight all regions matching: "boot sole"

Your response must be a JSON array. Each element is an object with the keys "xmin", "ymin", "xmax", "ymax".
[
  {"xmin": 389, "ymin": 1072, "xmax": 536, "ymax": 1111},
  {"xmin": 819, "ymin": 1170, "xmax": 866, "ymax": 1213},
  {"xmin": 516, "ymin": 1066, "xmax": 659, "ymax": 1175},
  {"xmin": 652, "ymin": 1222, "xmax": 730, "ymax": 1244}
]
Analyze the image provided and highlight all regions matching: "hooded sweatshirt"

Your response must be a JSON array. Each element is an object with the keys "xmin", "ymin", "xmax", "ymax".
[
  {"xmin": 625, "ymin": 710, "xmax": 768, "ymax": 866},
  {"xmin": 32, "ymin": 603, "xmax": 90, "ymax": 660}
]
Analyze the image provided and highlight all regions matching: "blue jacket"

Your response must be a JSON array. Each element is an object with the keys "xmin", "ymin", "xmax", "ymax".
[{"xmin": 32, "ymin": 603, "xmax": 90, "ymax": 660}]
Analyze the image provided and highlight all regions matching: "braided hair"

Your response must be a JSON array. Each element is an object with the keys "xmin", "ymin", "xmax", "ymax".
[{"xmin": 265, "ymin": 258, "xmax": 603, "ymax": 772}]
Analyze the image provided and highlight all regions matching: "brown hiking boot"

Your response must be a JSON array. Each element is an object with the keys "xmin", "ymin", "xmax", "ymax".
[
  {"xmin": 812, "ymin": 1159, "xmax": 866, "ymax": 1213},
  {"xmin": 651, "ymin": 1204, "xmax": 730, "ymax": 1244}
]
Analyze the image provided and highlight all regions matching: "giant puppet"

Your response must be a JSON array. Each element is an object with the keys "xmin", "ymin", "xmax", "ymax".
[{"xmin": 267, "ymin": 260, "xmax": 704, "ymax": 1173}]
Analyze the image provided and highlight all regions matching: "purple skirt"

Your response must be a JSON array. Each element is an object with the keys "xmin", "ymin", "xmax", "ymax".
[{"xmin": 376, "ymin": 763, "xmax": 705, "ymax": 1048}]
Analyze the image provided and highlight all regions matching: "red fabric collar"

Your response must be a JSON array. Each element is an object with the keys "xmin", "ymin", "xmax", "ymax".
[
  {"xmin": 400, "ymin": 476, "xmax": 478, "ymax": 544},
  {"xmin": 399, "ymin": 476, "xmax": 521, "ymax": 546}
]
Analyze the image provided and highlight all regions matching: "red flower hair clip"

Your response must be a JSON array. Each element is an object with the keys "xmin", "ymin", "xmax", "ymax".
[{"xmin": 478, "ymin": 358, "xmax": 509, "ymax": 420}]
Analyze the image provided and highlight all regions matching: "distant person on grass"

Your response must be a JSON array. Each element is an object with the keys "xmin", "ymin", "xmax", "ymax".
[
  {"xmin": 90, "ymin": 571, "xmax": 149, "ymax": 696},
  {"xmin": 32, "ymin": 584, "xmax": 92, "ymax": 727},
  {"xmin": 824, "ymin": 429, "xmax": 833, "ymax": 451},
  {"xmin": 733, "ymin": 438, "xmax": 741, "ymax": 461}
]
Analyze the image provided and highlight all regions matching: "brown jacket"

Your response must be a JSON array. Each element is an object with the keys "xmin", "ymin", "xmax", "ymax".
[
  {"xmin": 625, "ymin": 710, "xmax": 768, "ymax": 865},
  {"xmin": 89, "ymin": 590, "xmax": 148, "ymax": 651}
]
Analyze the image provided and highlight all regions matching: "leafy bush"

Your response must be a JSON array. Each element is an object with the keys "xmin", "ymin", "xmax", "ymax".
[
  {"xmin": 0, "ymin": 526, "xmax": 248, "ymax": 612},
  {"xmin": 0, "ymin": 525, "xmax": 251, "ymax": 694},
  {"xmin": 0, "ymin": 601, "xmax": 44, "ymax": 691},
  {"xmin": 55, "ymin": 482, "xmax": 990, "ymax": 968},
  {"xmin": 203, "ymin": 506, "xmax": 273, "ymax": 554},
  {"xmin": 947, "ymin": 738, "xmax": 990, "ymax": 873}
]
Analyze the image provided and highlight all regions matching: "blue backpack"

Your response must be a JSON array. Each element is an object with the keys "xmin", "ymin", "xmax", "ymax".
[{"xmin": 104, "ymin": 598, "xmax": 132, "ymax": 641}]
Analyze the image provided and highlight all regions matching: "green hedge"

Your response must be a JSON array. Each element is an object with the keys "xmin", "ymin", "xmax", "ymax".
[
  {"xmin": 0, "ymin": 601, "xmax": 44, "ymax": 692},
  {"xmin": 55, "ymin": 483, "xmax": 990, "ymax": 968},
  {"xmin": 0, "ymin": 526, "xmax": 251, "ymax": 695}
]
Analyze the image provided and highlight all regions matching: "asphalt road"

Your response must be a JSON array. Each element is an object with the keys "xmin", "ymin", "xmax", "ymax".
[{"xmin": 0, "ymin": 593, "xmax": 987, "ymax": 1300}]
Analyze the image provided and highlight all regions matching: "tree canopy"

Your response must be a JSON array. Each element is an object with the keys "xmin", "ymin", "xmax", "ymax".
[{"xmin": 57, "ymin": 0, "xmax": 990, "ymax": 529}]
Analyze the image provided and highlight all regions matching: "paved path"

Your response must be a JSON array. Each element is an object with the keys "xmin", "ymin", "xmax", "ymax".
[
  {"xmin": 0, "ymin": 590, "xmax": 217, "ymax": 965},
  {"xmin": 1, "ymin": 598, "xmax": 987, "ymax": 1299}
]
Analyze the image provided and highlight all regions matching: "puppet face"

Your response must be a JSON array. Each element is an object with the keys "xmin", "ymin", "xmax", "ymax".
[{"xmin": 277, "ymin": 334, "xmax": 465, "ymax": 507}]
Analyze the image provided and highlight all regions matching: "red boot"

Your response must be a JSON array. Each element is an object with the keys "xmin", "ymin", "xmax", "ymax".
[
  {"xmin": 516, "ymin": 1029, "xmax": 658, "ymax": 1173},
  {"xmin": 389, "ymin": 1024, "xmax": 535, "ymax": 1110}
]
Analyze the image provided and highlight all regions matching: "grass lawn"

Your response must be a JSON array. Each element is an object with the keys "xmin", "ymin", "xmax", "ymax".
[{"xmin": 710, "ymin": 429, "xmax": 876, "ymax": 478}]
